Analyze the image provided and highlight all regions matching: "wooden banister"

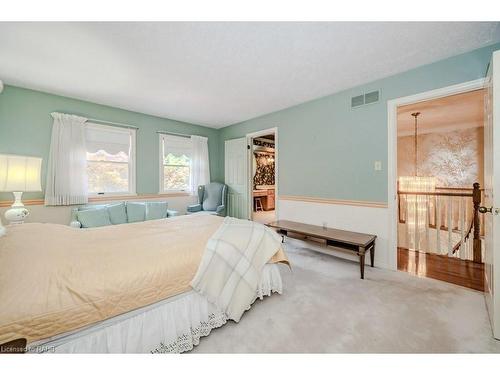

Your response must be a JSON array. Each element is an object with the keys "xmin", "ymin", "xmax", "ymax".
[
  {"xmin": 472, "ymin": 182, "xmax": 482, "ymax": 263},
  {"xmin": 452, "ymin": 219, "xmax": 474, "ymax": 254}
]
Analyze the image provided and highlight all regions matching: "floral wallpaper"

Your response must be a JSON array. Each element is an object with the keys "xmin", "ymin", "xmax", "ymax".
[
  {"xmin": 397, "ymin": 127, "xmax": 484, "ymax": 188},
  {"xmin": 253, "ymin": 139, "xmax": 275, "ymax": 149},
  {"xmin": 253, "ymin": 153, "xmax": 275, "ymax": 187}
]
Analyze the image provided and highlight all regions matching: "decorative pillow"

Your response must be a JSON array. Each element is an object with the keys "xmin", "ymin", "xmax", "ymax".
[
  {"xmin": 126, "ymin": 202, "xmax": 146, "ymax": 223},
  {"xmin": 146, "ymin": 201, "xmax": 168, "ymax": 221},
  {"xmin": 202, "ymin": 183, "xmax": 223, "ymax": 211},
  {"xmin": 107, "ymin": 202, "xmax": 127, "ymax": 225},
  {"xmin": 77, "ymin": 207, "xmax": 112, "ymax": 228}
]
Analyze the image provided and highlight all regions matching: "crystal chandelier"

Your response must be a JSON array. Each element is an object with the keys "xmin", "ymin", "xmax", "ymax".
[{"xmin": 399, "ymin": 112, "xmax": 436, "ymax": 251}]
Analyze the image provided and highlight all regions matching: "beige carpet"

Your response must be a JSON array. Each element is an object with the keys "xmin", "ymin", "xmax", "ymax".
[
  {"xmin": 252, "ymin": 210, "xmax": 276, "ymax": 224},
  {"xmin": 192, "ymin": 239, "xmax": 500, "ymax": 353}
]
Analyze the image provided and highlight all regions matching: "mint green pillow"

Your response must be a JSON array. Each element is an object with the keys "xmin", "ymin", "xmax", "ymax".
[
  {"xmin": 126, "ymin": 202, "xmax": 146, "ymax": 223},
  {"xmin": 107, "ymin": 202, "xmax": 127, "ymax": 225},
  {"xmin": 77, "ymin": 207, "xmax": 112, "ymax": 228},
  {"xmin": 146, "ymin": 201, "xmax": 168, "ymax": 221}
]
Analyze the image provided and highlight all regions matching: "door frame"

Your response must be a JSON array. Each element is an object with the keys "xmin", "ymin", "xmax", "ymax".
[
  {"xmin": 387, "ymin": 78, "xmax": 486, "ymax": 270},
  {"xmin": 246, "ymin": 127, "xmax": 279, "ymax": 220}
]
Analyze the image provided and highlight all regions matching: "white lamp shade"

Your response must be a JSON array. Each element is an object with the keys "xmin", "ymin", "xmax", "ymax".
[{"xmin": 0, "ymin": 154, "xmax": 42, "ymax": 192}]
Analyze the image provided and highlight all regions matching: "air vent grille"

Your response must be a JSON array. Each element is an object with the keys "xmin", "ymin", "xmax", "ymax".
[
  {"xmin": 351, "ymin": 95, "xmax": 364, "ymax": 108},
  {"xmin": 351, "ymin": 90, "xmax": 380, "ymax": 108},
  {"xmin": 364, "ymin": 90, "xmax": 379, "ymax": 104}
]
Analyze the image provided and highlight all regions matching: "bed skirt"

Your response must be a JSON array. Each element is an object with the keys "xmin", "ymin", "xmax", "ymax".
[{"xmin": 28, "ymin": 264, "xmax": 283, "ymax": 354}]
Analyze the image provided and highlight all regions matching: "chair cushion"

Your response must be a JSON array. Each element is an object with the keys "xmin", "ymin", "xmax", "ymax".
[
  {"xmin": 77, "ymin": 207, "xmax": 112, "ymax": 228},
  {"xmin": 145, "ymin": 201, "xmax": 168, "ymax": 221},
  {"xmin": 107, "ymin": 202, "xmax": 127, "ymax": 225},
  {"xmin": 202, "ymin": 183, "xmax": 223, "ymax": 211},
  {"xmin": 126, "ymin": 202, "xmax": 146, "ymax": 222}
]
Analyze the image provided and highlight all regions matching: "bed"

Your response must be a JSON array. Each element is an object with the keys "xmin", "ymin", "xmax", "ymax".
[{"xmin": 0, "ymin": 214, "xmax": 288, "ymax": 353}]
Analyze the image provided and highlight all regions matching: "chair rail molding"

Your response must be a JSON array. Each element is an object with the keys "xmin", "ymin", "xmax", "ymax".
[{"xmin": 279, "ymin": 195, "xmax": 387, "ymax": 208}]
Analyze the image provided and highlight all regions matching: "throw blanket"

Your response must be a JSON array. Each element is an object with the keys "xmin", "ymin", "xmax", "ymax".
[{"xmin": 191, "ymin": 217, "xmax": 285, "ymax": 322}]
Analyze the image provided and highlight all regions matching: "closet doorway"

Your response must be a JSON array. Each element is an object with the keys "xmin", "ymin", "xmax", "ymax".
[{"xmin": 247, "ymin": 128, "xmax": 278, "ymax": 224}]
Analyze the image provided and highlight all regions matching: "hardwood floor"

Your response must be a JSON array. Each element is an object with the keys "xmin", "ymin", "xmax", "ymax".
[{"xmin": 397, "ymin": 247, "xmax": 485, "ymax": 292}]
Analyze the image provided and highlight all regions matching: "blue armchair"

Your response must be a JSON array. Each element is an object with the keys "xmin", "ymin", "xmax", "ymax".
[{"xmin": 187, "ymin": 182, "xmax": 227, "ymax": 216}]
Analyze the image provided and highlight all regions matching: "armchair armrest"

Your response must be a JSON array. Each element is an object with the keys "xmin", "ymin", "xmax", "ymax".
[
  {"xmin": 166, "ymin": 209, "xmax": 179, "ymax": 217},
  {"xmin": 187, "ymin": 204, "xmax": 202, "ymax": 213},
  {"xmin": 215, "ymin": 204, "xmax": 226, "ymax": 217}
]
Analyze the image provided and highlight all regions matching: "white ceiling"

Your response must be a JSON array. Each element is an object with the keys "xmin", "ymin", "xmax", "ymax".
[{"xmin": 0, "ymin": 22, "xmax": 499, "ymax": 128}]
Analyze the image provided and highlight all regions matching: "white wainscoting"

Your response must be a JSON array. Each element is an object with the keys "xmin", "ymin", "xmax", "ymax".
[
  {"xmin": 0, "ymin": 195, "xmax": 198, "ymax": 226},
  {"xmin": 278, "ymin": 199, "xmax": 394, "ymax": 271}
]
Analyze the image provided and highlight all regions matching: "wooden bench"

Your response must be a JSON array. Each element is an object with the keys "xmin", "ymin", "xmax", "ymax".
[{"xmin": 267, "ymin": 220, "xmax": 376, "ymax": 279}]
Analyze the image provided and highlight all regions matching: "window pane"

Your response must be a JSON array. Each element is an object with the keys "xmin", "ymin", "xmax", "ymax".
[
  {"xmin": 163, "ymin": 165, "xmax": 190, "ymax": 191},
  {"xmin": 87, "ymin": 161, "xmax": 129, "ymax": 193},
  {"xmin": 164, "ymin": 153, "xmax": 190, "ymax": 166},
  {"xmin": 87, "ymin": 150, "xmax": 129, "ymax": 162}
]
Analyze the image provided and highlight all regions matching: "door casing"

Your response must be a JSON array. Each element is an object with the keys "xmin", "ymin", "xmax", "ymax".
[
  {"xmin": 386, "ymin": 78, "xmax": 486, "ymax": 271},
  {"xmin": 246, "ymin": 127, "xmax": 279, "ymax": 221}
]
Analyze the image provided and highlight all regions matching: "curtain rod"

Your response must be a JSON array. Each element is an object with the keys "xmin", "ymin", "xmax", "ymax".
[
  {"xmin": 87, "ymin": 118, "xmax": 139, "ymax": 130},
  {"xmin": 156, "ymin": 130, "xmax": 191, "ymax": 138}
]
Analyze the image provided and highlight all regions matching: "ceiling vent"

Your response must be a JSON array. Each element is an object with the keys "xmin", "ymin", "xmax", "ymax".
[{"xmin": 351, "ymin": 90, "xmax": 380, "ymax": 109}]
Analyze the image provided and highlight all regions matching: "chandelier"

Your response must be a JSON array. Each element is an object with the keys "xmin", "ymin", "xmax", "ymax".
[{"xmin": 399, "ymin": 112, "xmax": 436, "ymax": 251}]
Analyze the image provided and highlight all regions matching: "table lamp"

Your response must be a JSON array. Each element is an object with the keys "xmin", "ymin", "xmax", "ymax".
[{"xmin": 0, "ymin": 154, "xmax": 42, "ymax": 224}]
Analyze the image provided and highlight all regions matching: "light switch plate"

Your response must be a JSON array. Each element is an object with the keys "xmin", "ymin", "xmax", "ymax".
[{"xmin": 374, "ymin": 161, "xmax": 382, "ymax": 171}]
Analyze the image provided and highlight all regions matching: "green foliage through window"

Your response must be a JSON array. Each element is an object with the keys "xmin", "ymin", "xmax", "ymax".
[{"xmin": 163, "ymin": 153, "xmax": 191, "ymax": 191}]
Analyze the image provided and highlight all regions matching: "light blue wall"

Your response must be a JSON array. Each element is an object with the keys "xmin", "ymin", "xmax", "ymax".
[
  {"xmin": 219, "ymin": 43, "xmax": 500, "ymax": 203},
  {"xmin": 0, "ymin": 86, "xmax": 222, "ymax": 201}
]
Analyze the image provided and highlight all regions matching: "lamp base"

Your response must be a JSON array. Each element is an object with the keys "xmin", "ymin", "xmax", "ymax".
[{"xmin": 5, "ymin": 192, "xmax": 29, "ymax": 224}]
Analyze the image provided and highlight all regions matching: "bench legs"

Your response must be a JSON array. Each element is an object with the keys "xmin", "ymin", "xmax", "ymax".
[
  {"xmin": 359, "ymin": 242, "xmax": 375, "ymax": 279},
  {"xmin": 279, "ymin": 229, "xmax": 287, "ymax": 243},
  {"xmin": 359, "ymin": 248, "xmax": 366, "ymax": 279},
  {"xmin": 370, "ymin": 243, "xmax": 375, "ymax": 268}
]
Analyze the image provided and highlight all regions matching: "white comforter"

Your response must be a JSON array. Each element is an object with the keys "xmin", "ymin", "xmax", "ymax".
[{"xmin": 190, "ymin": 217, "xmax": 284, "ymax": 322}]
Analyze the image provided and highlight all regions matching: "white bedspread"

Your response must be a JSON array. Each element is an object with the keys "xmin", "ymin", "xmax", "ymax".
[{"xmin": 190, "ymin": 217, "xmax": 284, "ymax": 322}]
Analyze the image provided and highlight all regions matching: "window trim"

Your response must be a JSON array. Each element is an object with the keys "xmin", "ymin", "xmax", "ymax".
[
  {"xmin": 85, "ymin": 122, "xmax": 137, "ymax": 197},
  {"xmin": 158, "ymin": 133, "xmax": 192, "ymax": 194}
]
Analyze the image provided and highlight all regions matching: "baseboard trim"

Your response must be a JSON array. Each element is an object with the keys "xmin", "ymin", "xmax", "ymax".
[
  {"xmin": 0, "ymin": 193, "xmax": 191, "ymax": 207},
  {"xmin": 279, "ymin": 195, "xmax": 388, "ymax": 208}
]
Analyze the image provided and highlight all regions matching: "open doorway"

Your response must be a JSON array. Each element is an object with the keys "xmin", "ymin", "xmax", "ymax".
[
  {"xmin": 394, "ymin": 88, "xmax": 486, "ymax": 291},
  {"xmin": 248, "ymin": 130, "xmax": 277, "ymax": 224}
]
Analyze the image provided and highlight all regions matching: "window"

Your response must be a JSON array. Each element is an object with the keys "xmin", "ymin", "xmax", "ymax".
[
  {"xmin": 159, "ymin": 134, "xmax": 192, "ymax": 192},
  {"xmin": 85, "ymin": 123, "xmax": 136, "ymax": 195}
]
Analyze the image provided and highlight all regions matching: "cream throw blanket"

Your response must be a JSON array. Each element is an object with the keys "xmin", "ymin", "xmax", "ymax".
[{"xmin": 191, "ymin": 217, "xmax": 284, "ymax": 322}]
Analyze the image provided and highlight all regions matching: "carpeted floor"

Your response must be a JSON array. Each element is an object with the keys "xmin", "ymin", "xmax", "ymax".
[{"xmin": 192, "ymin": 239, "xmax": 500, "ymax": 353}]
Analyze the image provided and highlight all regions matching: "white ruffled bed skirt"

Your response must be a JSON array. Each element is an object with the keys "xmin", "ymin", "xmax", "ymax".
[{"xmin": 29, "ymin": 264, "xmax": 283, "ymax": 354}]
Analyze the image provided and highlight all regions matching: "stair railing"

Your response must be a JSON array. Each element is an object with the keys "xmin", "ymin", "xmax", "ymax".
[{"xmin": 397, "ymin": 183, "xmax": 482, "ymax": 263}]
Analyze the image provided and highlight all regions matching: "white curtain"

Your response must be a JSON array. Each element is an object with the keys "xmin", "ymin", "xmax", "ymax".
[
  {"xmin": 190, "ymin": 135, "xmax": 210, "ymax": 194},
  {"xmin": 45, "ymin": 112, "xmax": 88, "ymax": 206}
]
